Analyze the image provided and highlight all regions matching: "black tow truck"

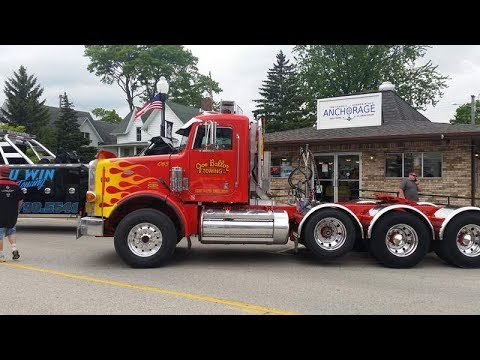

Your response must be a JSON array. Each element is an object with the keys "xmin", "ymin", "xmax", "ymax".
[{"xmin": 0, "ymin": 130, "xmax": 88, "ymax": 217}]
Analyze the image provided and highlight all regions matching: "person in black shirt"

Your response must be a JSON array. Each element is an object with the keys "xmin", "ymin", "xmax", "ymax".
[{"xmin": 0, "ymin": 165, "xmax": 24, "ymax": 262}]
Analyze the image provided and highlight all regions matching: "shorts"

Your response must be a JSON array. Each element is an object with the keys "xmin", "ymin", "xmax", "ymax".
[{"xmin": 0, "ymin": 226, "xmax": 16, "ymax": 239}]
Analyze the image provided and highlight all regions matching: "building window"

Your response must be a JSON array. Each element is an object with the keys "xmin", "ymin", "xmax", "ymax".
[
  {"xmin": 270, "ymin": 156, "xmax": 292, "ymax": 178},
  {"xmin": 166, "ymin": 121, "xmax": 173, "ymax": 139},
  {"xmin": 136, "ymin": 127, "xmax": 141, "ymax": 141},
  {"xmin": 82, "ymin": 132, "xmax": 91, "ymax": 143},
  {"xmin": 385, "ymin": 152, "xmax": 442, "ymax": 178}
]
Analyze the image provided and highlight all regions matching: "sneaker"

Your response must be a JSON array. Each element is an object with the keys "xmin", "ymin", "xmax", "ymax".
[
  {"xmin": 12, "ymin": 250, "xmax": 19, "ymax": 260},
  {"xmin": 0, "ymin": 254, "xmax": 5, "ymax": 262}
]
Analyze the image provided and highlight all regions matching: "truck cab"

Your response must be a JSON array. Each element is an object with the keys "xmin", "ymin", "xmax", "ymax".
[{"xmin": 173, "ymin": 113, "xmax": 250, "ymax": 204}]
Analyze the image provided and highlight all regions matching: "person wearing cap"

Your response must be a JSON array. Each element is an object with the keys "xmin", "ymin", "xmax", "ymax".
[
  {"xmin": 0, "ymin": 165, "xmax": 24, "ymax": 262},
  {"xmin": 399, "ymin": 171, "xmax": 421, "ymax": 202}
]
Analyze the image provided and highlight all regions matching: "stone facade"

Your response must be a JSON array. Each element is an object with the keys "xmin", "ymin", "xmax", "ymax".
[{"xmin": 266, "ymin": 138, "xmax": 480, "ymax": 207}]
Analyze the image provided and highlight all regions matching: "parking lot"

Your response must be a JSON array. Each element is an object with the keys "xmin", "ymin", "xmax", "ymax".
[{"xmin": 2, "ymin": 217, "xmax": 480, "ymax": 315}]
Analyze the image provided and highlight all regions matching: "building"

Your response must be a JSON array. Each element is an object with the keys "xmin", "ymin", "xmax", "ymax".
[
  {"xmin": 265, "ymin": 83, "xmax": 480, "ymax": 206},
  {"xmin": 0, "ymin": 103, "xmax": 116, "ymax": 148},
  {"xmin": 45, "ymin": 106, "xmax": 116, "ymax": 147},
  {"xmin": 102, "ymin": 101, "xmax": 200, "ymax": 156}
]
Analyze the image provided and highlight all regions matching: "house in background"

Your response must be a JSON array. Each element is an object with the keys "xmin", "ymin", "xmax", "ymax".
[
  {"xmin": 102, "ymin": 101, "xmax": 200, "ymax": 156},
  {"xmin": 45, "ymin": 106, "xmax": 116, "ymax": 147},
  {"xmin": 0, "ymin": 102, "xmax": 116, "ymax": 149},
  {"xmin": 1, "ymin": 100, "xmax": 201, "ymax": 158}
]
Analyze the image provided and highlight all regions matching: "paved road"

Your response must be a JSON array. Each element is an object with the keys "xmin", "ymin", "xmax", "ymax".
[{"xmin": 1, "ymin": 217, "xmax": 480, "ymax": 315}]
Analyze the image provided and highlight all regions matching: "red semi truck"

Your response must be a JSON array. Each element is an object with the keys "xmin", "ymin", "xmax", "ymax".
[{"xmin": 77, "ymin": 111, "xmax": 480, "ymax": 269}]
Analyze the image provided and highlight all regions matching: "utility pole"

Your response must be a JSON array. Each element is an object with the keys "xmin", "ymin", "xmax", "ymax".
[{"xmin": 471, "ymin": 95, "xmax": 476, "ymax": 124}]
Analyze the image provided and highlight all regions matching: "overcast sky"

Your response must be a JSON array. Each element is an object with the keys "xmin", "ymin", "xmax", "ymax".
[{"xmin": 0, "ymin": 45, "xmax": 479, "ymax": 124}]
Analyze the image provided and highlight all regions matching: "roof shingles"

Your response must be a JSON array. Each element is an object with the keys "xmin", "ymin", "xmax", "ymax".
[{"xmin": 266, "ymin": 90, "xmax": 480, "ymax": 144}]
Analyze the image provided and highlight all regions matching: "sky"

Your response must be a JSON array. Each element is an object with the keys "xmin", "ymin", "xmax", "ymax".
[{"xmin": 0, "ymin": 45, "xmax": 479, "ymax": 124}]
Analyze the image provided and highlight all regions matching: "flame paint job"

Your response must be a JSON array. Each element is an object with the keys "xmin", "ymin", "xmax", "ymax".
[{"xmin": 93, "ymin": 159, "xmax": 163, "ymax": 217}]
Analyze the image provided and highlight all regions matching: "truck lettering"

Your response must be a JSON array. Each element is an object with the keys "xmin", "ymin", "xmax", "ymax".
[
  {"xmin": 195, "ymin": 159, "xmax": 229, "ymax": 174},
  {"xmin": 11, "ymin": 168, "xmax": 55, "ymax": 190},
  {"xmin": 21, "ymin": 201, "xmax": 78, "ymax": 214}
]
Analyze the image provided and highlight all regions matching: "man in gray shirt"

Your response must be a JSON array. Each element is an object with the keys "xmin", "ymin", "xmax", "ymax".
[{"xmin": 399, "ymin": 172, "xmax": 420, "ymax": 201}]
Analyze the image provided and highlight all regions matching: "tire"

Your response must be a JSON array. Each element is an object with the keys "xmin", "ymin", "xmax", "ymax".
[
  {"xmin": 303, "ymin": 209, "xmax": 356, "ymax": 259},
  {"xmin": 433, "ymin": 239, "xmax": 451, "ymax": 265},
  {"xmin": 369, "ymin": 212, "xmax": 430, "ymax": 268},
  {"xmin": 114, "ymin": 209, "xmax": 177, "ymax": 268},
  {"xmin": 435, "ymin": 213, "xmax": 480, "ymax": 268}
]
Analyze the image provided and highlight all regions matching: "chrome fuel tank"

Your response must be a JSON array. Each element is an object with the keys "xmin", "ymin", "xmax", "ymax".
[{"xmin": 200, "ymin": 208, "xmax": 289, "ymax": 244}]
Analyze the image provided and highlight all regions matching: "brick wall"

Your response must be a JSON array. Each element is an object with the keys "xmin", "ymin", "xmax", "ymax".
[{"xmin": 266, "ymin": 138, "xmax": 478, "ymax": 207}]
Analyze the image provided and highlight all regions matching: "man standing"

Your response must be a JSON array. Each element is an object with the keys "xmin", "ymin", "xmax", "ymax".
[
  {"xmin": 399, "ymin": 171, "xmax": 420, "ymax": 202},
  {"xmin": 0, "ymin": 165, "xmax": 23, "ymax": 262}
]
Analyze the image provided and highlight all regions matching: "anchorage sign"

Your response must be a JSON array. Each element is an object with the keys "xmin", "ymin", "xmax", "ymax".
[{"xmin": 317, "ymin": 93, "xmax": 382, "ymax": 130}]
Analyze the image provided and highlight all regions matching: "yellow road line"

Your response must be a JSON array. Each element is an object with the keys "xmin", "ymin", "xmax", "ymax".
[{"xmin": 1, "ymin": 262, "xmax": 298, "ymax": 315}]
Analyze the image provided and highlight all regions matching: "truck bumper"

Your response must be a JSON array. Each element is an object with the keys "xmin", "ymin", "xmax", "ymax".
[{"xmin": 76, "ymin": 217, "xmax": 104, "ymax": 239}]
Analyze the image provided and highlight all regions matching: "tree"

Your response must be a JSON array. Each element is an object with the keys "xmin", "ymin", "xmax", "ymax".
[
  {"xmin": 1, "ymin": 65, "xmax": 50, "ymax": 135},
  {"xmin": 91, "ymin": 107, "xmax": 122, "ymax": 124},
  {"xmin": 0, "ymin": 123, "xmax": 26, "ymax": 133},
  {"xmin": 294, "ymin": 45, "xmax": 449, "ymax": 126},
  {"xmin": 84, "ymin": 45, "xmax": 221, "ymax": 111},
  {"xmin": 54, "ymin": 93, "xmax": 90, "ymax": 156},
  {"xmin": 450, "ymin": 100, "xmax": 480, "ymax": 125},
  {"xmin": 254, "ymin": 51, "xmax": 306, "ymax": 133}
]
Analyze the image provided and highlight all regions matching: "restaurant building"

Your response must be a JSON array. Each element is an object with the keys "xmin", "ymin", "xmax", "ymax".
[{"xmin": 264, "ymin": 82, "xmax": 480, "ymax": 206}]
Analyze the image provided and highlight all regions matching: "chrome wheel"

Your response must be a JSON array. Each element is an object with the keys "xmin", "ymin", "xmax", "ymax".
[
  {"xmin": 385, "ymin": 223, "xmax": 418, "ymax": 257},
  {"xmin": 127, "ymin": 222, "xmax": 163, "ymax": 257},
  {"xmin": 314, "ymin": 217, "xmax": 347, "ymax": 251},
  {"xmin": 456, "ymin": 224, "xmax": 480, "ymax": 257}
]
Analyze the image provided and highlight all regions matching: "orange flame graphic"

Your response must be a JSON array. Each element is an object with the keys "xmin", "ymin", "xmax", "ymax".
[{"xmin": 99, "ymin": 160, "xmax": 161, "ymax": 208}]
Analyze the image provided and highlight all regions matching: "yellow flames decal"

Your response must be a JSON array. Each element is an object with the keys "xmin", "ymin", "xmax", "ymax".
[{"xmin": 98, "ymin": 160, "xmax": 161, "ymax": 209}]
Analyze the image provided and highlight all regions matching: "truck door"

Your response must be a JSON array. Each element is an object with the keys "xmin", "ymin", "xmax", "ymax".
[{"xmin": 188, "ymin": 123, "xmax": 237, "ymax": 201}]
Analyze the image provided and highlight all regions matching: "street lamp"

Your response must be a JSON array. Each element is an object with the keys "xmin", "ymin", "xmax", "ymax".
[{"xmin": 158, "ymin": 76, "xmax": 170, "ymax": 138}]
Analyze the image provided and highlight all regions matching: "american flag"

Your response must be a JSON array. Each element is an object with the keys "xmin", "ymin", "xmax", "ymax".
[{"xmin": 134, "ymin": 94, "xmax": 163, "ymax": 120}]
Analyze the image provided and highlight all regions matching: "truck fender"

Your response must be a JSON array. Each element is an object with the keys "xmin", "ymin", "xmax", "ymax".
[
  {"xmin": 437, "ymin": 206, "xmax": 480, "ymax": 240},
  {"xmin": 110, "ymin": 191, "xmax": 190, "ymax": 235},
  {"xmin": 298, "ymin": 203, "xmax": 364, "ymax": 239},
  {"xmin": 367, "ymin": 205, "xmax": 434, "ymax": 240}
]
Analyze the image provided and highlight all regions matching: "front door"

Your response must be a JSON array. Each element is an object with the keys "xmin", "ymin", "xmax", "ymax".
[
  {"xmin": 316, "ymin": 155, "xmax": 335, "ymax": 202},
  {"xmin": 315, "ymin": 153, "xmax": 361, "ymax": 202},
  {"xmin": 337, "ymin": 154, "xmax": 360, "ymax": 202}
]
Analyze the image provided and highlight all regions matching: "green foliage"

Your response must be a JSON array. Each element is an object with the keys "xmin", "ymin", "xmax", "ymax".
[
  {"xmin": 254, "ymin": 51, "xmax": 306, "ymax": 133},
  {"xmin": 54, "ymin": 93, "xmax": 90, "ymax": 154},
  {"xmin": 24, "ymin": 147, "xmax": 39, "ymax": 164},
  {"xmin": 294, "ymin": 45, "xmax": 449, "ymax": 126},
  {"xmin": 36, "ymin": 126, "xmax": 56, "ymax": 150},
  {"xmin": 84, "ymin": 45, "xmax": 221, "ymax": 111},
  {"xmin": 0, "ymin": 123, "xmax": 26, "ymax": 132},
  {"xmin": 76, "ymin": 146, "xmax": 98, "ymax": 163},
  {"xmin": 91, "ymin": 107, "xmax": 122, "ymax": 124},
  {"xmin": 1, "ymin": 65, "xmax": 50, "ymax": 135},
  {"xmin": 450, "ymin": 100, "xmax": 480, "ymax": 125}
]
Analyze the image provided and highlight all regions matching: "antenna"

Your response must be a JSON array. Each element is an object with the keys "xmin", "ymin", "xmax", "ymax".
[{"xmin": 208, "ymin": 71, "xmax": 213, "ymax": 100}]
